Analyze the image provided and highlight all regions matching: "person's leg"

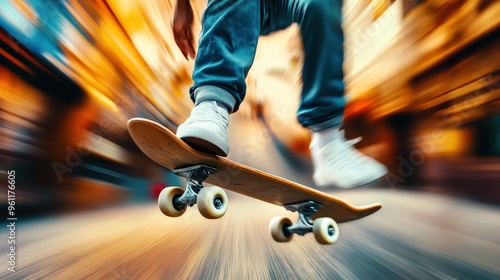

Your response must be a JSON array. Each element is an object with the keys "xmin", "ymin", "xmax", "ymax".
[
  {"xmin": 263, "ymin": 0, "xmax": 344, "ymax": 128},
  {"xmin": 190, "ymin": 0, "xmax": 262, "ymax": 113},
  {"xmin": 177, "ymin": 0, "xmax": 262, "ymax": 156},
  {"xmin": 258, "ymin": 0, "xmax": 343, "ymax": 128},
  {"xmin": 273, "ymin": 0, "xmax": 387, "ymax": 188},
  {"xmin": 295, "ymin": 0, "xmax": 345, "ymax": 130}
]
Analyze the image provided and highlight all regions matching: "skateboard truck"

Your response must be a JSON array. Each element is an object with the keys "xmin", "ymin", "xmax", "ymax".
[
  {"xmin": 271, "ymin": 200, "xmax": 339, "ymax": 244},
  {"xmin": 159, "ymin": 164, "xmax": 228, "ymax": 219},
  {"xmin": 173, "ymin": 164, "xmax": 217, "ymax": 207},
  {"xmin": 284, "ymin": 201, "xmax": 323, "ymax": 236}
]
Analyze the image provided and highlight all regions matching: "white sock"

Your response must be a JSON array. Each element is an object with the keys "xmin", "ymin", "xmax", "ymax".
[
  {"xmin": 311, "ymin": 126, "xmax": 340, "ymax": 148},
  {"xmin": 198, "ymin": 101, "xmax": 230, "ymax": 113}
]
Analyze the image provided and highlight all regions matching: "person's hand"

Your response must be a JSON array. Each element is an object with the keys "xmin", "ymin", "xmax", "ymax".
[{"xmin": 173, "ymin": 1, "xmax": 196, "ymax": 60}]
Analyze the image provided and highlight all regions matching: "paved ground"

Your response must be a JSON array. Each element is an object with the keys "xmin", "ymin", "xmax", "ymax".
[{"xmin": 1, "ymin": 188, "xmax": 499, "ymax": 279}]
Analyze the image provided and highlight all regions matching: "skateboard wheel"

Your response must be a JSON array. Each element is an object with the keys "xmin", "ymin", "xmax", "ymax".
[
  {"xmin": 313, "ymin": 218, "xmax": 339, "ymax": 245},
  {"xmin": 158, "ymin": 186, "xmax": 187, "ymax": 217},
  {"xmin": 197, "ymin": 186, "xmax": 228, "ymax": 219},
  {"xmin": 269, "ymin": 216, "xmax": 293, "ymax": 243}
]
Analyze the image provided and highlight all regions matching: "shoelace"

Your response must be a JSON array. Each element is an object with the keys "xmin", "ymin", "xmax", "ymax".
[
  {"xmin": 321, "ymin": 136, "xmax": 367, "ymax": 173},
  {"xmin": 185, "ymin": 102, "xmax": 229, "ymax": 132}
]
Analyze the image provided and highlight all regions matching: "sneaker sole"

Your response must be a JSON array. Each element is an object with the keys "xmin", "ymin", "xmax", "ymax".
[
  {"xmin": 181, "ymin": 136, "xmax": 228, "ymax": 157},
  {"xmin": 314, "ymin": 169, "xmax": 387, "ymax": 189}
]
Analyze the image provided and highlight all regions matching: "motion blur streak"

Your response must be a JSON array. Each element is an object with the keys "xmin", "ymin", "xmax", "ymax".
[
  {"xmin": 0, "ymin": 0, "xmax": 499, "ymax": 279},
  {"xmin": 0, "ymin": 190, "xmax": 499, "ymax": 279}
]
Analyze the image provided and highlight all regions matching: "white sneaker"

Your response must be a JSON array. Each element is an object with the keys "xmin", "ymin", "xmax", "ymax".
[
  {"xmin": 311, "ymin": 130, "xmax": 387, "ymax": 188},
  {"xmin": 176, "ymin": 101, "xmax": 230, "ymax": 156}
]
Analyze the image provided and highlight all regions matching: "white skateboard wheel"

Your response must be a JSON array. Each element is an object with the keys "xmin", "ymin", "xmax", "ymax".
[
  {"xmin": 269, "ymin": 216, "xmax": 293, "ymax": 243},
  {"xmin": 158, "ymin": 186, "xmax": 187, "ymax": 217},
  {"xmin": 313, "ymin": 217, "xmax": 339, "ymax": 245},
  {"xmin": 197, "ymin": 186, "xmax": 228, "ymax": 219}
]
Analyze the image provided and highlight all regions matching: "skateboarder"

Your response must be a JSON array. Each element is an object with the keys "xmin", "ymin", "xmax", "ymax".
[{"xmin": 173, "ymin": 0, "xmax": 387, "ymax": 188}]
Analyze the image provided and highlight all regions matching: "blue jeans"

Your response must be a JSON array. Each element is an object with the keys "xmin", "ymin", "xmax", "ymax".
[{"xmin": 191, "ymin": 0, "xmax": 344, "ymax": 131}]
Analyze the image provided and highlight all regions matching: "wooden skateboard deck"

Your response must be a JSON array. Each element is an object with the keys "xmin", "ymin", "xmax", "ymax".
[{"xmin": 128, "ymin": 118, "xmax": 382, "ymax": 223}]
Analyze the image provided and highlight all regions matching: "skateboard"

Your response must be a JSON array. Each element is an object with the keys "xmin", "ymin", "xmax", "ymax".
[{"xmin": 128, "ymin": 118, "xmax": 382, "ymax": 245}]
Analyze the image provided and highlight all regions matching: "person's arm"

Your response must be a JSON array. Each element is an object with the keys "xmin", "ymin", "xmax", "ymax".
[{"xmin": 173, "ymin": 0, "xmax": 196, "ymax": 60}]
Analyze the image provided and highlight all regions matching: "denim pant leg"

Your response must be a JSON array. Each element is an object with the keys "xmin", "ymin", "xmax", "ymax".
[
  {"xmin": 262, "ymin": 0, "xmax": 345, "ymax": 131},
  {"xmin": 190, "ymin": 0, "xmax": 261, "ymax": 113}
]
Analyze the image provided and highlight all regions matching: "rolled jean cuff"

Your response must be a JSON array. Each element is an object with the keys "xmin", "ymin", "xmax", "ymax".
[
  {"xmin": 307, "ymin": 115, "xmax": 343, "ymax": 132},
  {"xmin": 192, "ymin": 85, "xmax": 237, "ymax": 113}
]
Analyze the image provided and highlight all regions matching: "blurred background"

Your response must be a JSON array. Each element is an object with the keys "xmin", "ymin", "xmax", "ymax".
[{"xmin": 0, "ymin": 0, "xmax": 499, "ymax": 279}]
